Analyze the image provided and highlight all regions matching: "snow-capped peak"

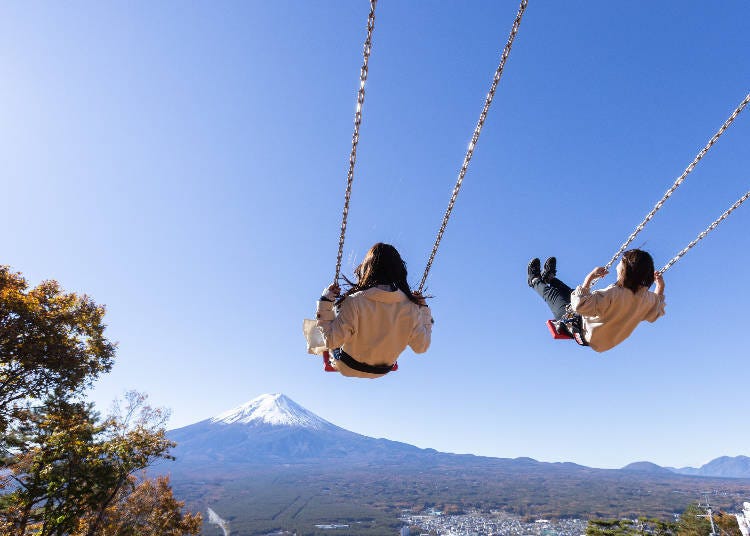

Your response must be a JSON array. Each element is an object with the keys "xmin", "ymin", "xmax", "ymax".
[{"xmin": 210, "ymin": 393, "xmax": 332, "ymax": 429}]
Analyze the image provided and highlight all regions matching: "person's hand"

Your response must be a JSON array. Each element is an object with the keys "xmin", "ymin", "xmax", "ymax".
[
  {"xmin": 654, "ymin": 271, "xmax": 665, "ymax": 295},
  {"xmin": 584, "ymin": 266, "xmax": 608, "ymax": 288},
  {"xmin": 322, "ymin": 283, "xmax": 341, "ymax": 301}
]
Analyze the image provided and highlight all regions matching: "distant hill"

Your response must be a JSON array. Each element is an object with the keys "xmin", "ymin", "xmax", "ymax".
[
  {"xmin": 621, "ymin": 461, "xmax": 674, "ymax": 475},
  {"xmin": 670, "ymin": 456, "xmax": 750, "ymax": 479},
  {"xmin": 163, "ymin": 394, "xmax": 750, "ymax": 535}
]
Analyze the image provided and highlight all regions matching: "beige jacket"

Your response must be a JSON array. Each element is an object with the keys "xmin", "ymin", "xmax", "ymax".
[
  {"xmin": 315, "ymin": 287, "xmax": 432, "ymax": 378},
  {"xmin": 571, "ymin": 284, "xmax": 665, "ymax": 353}
]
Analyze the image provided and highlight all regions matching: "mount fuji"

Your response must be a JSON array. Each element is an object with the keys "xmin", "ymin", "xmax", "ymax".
[
  {"xmin": 209, "ymin": 394, "xmax": 332, "ymax": 429},
  {"xmin": 167, "ymin": 393, "xmax": 435, "ymax": 468}
]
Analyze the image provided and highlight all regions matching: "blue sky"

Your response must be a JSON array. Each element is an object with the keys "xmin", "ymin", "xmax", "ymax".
[{"xmin": 2, "ymin": 1, "xmax": 748, "ymax": 470}]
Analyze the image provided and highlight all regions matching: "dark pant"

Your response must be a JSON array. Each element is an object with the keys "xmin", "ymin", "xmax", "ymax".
[{"xmin": 531, "ymin": 277, "xmax": 573, "ymax": 320}]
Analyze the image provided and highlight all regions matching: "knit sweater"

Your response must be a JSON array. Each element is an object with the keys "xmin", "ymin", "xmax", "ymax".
[
  {"xmin": 315, "ymin": 287, "xmax": 432, "ymax": 378},
  {"xmin": 570, "ymin": 284, "xmax": 665, "ymax": 352}
]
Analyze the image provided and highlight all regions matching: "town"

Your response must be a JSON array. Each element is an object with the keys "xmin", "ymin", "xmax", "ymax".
[{"xmin": 400, "ymin": 509, "xmax": 587, "ymax": 536}]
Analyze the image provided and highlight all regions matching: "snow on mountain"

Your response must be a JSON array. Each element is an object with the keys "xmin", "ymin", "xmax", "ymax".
[
  {"xmin": 209, "ymin": 393, "xmax": 333, "ymax": 430},
  {"xmin": 167, "ymin": 393, "xmax": 427, "ymax": 468}
]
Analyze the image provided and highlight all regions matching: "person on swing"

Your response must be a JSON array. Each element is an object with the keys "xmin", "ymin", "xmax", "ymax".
[
  {"xmin": 528, "ymin": 249, "xmax": 665, "ymax": 352},
  {"xmin": 313, "ymin": 243, "xmax": 433, "ymax": 378}
]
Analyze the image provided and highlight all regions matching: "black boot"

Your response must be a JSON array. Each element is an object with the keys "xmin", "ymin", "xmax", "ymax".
[
  {"xmin": 542, "ymin": 257, "xmax": 557, "ymax": 283},
  {"xmin": 527, "ymin": 258, "xmax": 541, "ymax": 287}
]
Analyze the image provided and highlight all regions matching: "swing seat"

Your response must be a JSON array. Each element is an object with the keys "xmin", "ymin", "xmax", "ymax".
[
  {"xmin": 546, "ymin": 319, "xmax": 573, "ymax": 340},
  {"xmin": 322, "ymin": 350, "xmax": 398, "ymax": 373},
  {"xmin": 546, "ymin": 319, "xmax": 589, "ymax": 346},
  {"xmin": 322, "ymin": 351, "xmax": 337, "ymax": 372}
]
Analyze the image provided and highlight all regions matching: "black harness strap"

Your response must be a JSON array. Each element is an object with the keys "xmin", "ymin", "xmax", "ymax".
[{"xmin": 337, "ymin": 349, "xmax": 395, "ymax": 375}]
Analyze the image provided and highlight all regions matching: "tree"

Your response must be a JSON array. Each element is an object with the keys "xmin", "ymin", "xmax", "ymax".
[
  {"xmin": 587, "ymin": 517, "xmax": 676, "ymax": 536},
  {"xmin": 677, "ymin": 504, "xmax": 714, "ymax": 536},
  {"xmin": 587, "ymin": 518, "xmax": 639, "ymax": 536},
  {"xmin": 0, "ymin": 393, "xmax": 196, "ymax": 536},
  {"xmin": 1, "ymin": 400, "xmax": 109, "ymax": 534},
  {"xmin": 73, "ymin": 475, "xmax": 202, "ymax": 536},
  {"xmin": 0, "ymin": 268, "xmax": 200, "ymax": 535},
  {"xmin": 75, "ymin": 392, "xmax": 184, "ymax": 536},
  {"xmin": 713, "ymin": 510, "xmax": 742, "ymax": 536},
  {"xmin": 0, "ymin": 266, "xmax": 115, "ymax": 434}
]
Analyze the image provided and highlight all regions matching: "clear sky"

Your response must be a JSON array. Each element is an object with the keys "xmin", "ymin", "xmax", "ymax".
[{"xmin": 2, "ymin": 1, "xmax": 748, "ymax": 470}]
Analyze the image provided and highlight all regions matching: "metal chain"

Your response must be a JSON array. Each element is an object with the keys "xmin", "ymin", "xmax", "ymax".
[
  {"xmin": 417, "ymin": 0, "xmax": 529, "ymax": 293},
  {"xmin": 603, "ymin": 92, "xmax": 750, "ymax": 272},
  {"xmin": 659, "ymin": 190, "xmax": 750, "ymax": 274},
  {"xmin": 334, "ymin": 0, "xmax": 377, "ymax": 285}
]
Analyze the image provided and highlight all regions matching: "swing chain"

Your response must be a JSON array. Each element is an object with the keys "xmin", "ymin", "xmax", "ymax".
[
  {"xmin": 417, "ymin": 0, "xmax": 529, "ymax": 293},
  {"xmin": 659, "ymin": 190, "xmax": 750, "ymax": 274},
  {"xmin": 603, "ymin": 92, "xmax": 750, "ymax": 273},
  {"xmin": 335, "ymin": 0, "xmax": 377, "ymax": 285}
]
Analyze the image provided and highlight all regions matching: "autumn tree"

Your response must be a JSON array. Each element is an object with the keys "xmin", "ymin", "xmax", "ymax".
[
  {"xmin": 0, "ymin": 390, "xmax": 200, "ymax": 535},
  {"xmin": 72, "ymin": 392, "xmax": 197, "ymax": 536},
  {"xmin": 73, "ymin": 475, "xmax": 202, "ymax": 536},
  {"xmin": 713, "ymin": 510, "xmax": 742, "ymax": 536},
  {"xmin": 0, "ymin": 266, "xmax": 115, "ymax": 434},
  {"xmin": 0, "ymin": 267, "xmax": 200, "ymax": 535},
  {"xmin": 675, "ymin": 503, "xmax": 743, "ymax": 536}
]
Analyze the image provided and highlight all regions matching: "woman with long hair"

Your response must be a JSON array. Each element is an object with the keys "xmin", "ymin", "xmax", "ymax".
[
  {"xmin": 311, "ymin": 243, "xmax": 432, "ymax": 378},
  {"xmin": 528, "ymin": 249, "xmax": 665, "ymax": 352}
]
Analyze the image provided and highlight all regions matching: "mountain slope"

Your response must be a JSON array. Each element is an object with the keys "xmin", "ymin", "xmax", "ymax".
[
  {"xmin": 672, "ymin": 456, "xmax": 750, "ymax": 478},
  {"xmin": 168, "ymin": 393, "xmax": 432, "ymax": 467},
  {"xmin": 622, "ymin": 461, "xmax": 674, "ymax": 475}
]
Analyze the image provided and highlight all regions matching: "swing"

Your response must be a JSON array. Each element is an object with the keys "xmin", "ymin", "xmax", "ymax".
[
  {"xmin": 305, "ymin": 0, "xmax": 530, "ymax": 371},
  {"xmin": 546, "ymin": 315, "xmax": 587, "ymax": 346},
  {"xmin": 546, "ymin": 93, "xmax": 750, "ymax": 342},
  {"xmin": 546, "ymin": 319, "xmax": 572, "ymax": 340}
]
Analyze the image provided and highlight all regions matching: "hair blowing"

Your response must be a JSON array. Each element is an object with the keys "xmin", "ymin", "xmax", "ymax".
[
  {"xmin": 620, "ymin": 249, "xmax": 655, "ymax": 293},
  {"xmin": 339, "ymin": 243, "xmax": 422, "ymax": 306}
]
